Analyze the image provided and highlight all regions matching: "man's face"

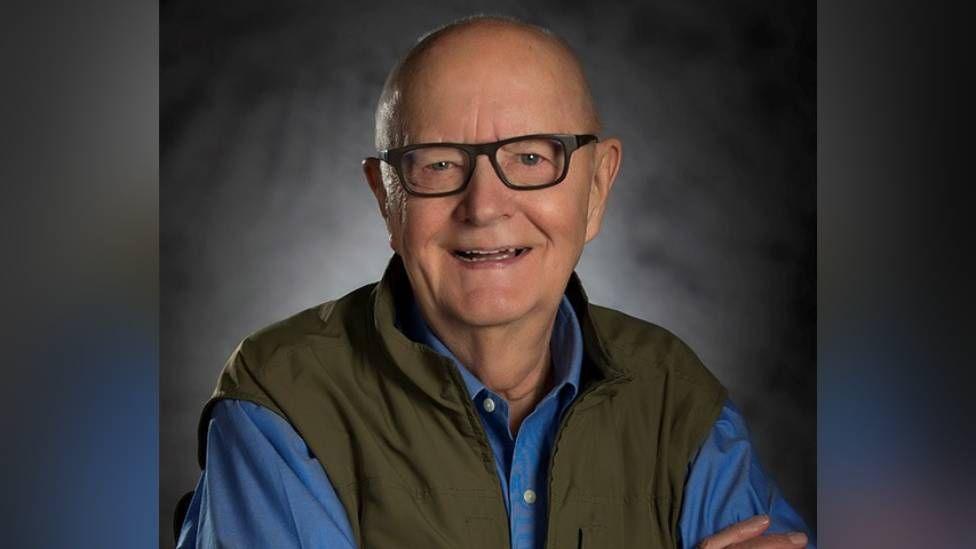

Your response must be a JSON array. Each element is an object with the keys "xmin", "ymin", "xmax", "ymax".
[{"xmin": 370, "ymin": 28, "xmax": 620, "ymax": 331}]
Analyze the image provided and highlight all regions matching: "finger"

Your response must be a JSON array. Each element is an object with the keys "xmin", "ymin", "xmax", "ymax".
[
  {"xmin": 697, "ymin": 515, "xmax": 771, "ymax": 549},
  {"xmin": 733, "ymin": 532, "xmax": 809, "ymax": 549}
]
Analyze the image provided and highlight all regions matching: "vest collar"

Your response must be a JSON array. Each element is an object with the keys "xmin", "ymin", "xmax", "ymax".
[{"xmin": 369, "ymin": 254, "xmax": 630, "ymax": 411}]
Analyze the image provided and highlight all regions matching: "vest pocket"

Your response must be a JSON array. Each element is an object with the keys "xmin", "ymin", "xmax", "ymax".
[
  {"xmin": 562, "ymin": 492, "xmax": 662, "ymax": 548},
  {"xmin": 356, "ymin": 478, "xmax": 509, "ymax": 549},
  {"xmin": 577, "ymin": 524, "xmax": 608, "ymax": 549}
]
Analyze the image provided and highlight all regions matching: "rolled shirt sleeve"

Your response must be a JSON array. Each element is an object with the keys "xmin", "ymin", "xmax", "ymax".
[
  {"xmin": 678, "ymin": 399, "xmax": 816, "ymax": 548},
  {"xmin": 176, "ymin": 399, "xmax": 356, "ymax": 549}
]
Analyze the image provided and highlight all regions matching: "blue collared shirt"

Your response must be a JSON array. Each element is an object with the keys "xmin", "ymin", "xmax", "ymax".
[{"xmin": 178, "ymin": 292, "xmax": 814, "ymax": 548}]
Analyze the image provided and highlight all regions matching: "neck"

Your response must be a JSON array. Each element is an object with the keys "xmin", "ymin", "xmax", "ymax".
[{"xmin": 424, "ymin": 305, "xmax": 560, "ymax": 435}]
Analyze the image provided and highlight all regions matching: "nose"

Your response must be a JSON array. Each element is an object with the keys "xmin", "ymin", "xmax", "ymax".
[{"xmin": 455, "ymin": 154, "xmax": 515, "ymax": 226}]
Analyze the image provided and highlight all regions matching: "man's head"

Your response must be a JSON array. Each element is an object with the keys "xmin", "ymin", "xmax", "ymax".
[{"xmin": 363, "ymin": 15, "xmax": 622, "ymax": 332}]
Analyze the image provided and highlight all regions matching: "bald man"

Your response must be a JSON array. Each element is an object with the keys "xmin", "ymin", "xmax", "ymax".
[{"xmin": 176, "ymin": 15, "xmax": 814, "ymax": 549}]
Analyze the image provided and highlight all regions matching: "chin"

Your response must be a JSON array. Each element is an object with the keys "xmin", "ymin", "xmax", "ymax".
[{"xmin": 449, "ymin": 293, "xmax": 535, "ymax": 328}]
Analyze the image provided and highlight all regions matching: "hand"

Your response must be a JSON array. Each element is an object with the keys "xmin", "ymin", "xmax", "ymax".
[{"xmin": 697, "ymin": 515, "xmax": 809, "ymax": 548}]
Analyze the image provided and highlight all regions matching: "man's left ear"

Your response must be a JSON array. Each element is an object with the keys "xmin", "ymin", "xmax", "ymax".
[{"xmin": 584, "ymin": 137, "xmax": 622, "ymax": 243}]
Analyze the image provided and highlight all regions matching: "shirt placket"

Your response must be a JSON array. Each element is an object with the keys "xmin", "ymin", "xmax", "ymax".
[{"xmin": 511, "ymin": 391, "xmax": 563, "ymax": 549}]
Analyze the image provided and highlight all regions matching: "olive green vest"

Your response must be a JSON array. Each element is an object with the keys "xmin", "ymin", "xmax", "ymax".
[{"xmin": 197, "ymin": 254, "xmax": 727, "ymax": 548}]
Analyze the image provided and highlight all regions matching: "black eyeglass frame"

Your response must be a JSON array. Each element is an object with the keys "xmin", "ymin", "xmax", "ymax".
[{"xmin": 371, "ymin": 133, "xmax": 599, "ymax": 197}]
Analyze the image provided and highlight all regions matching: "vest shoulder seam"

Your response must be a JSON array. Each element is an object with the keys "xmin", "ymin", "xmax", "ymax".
[{"xmin": 586, "ymin": 303, "xmax": 723, "ymax": 388}]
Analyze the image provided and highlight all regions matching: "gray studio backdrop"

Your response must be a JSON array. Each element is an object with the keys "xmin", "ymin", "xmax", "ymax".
[{"xmin": 161, "ymin": 1, "xmax": 814, "ymax": 546}]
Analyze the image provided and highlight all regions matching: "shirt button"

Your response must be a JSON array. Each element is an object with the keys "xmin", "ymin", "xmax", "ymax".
[
  {"xmin": 522, "ymin": 489, "xmax": 536, "ymax": 504},
  {"xmin": 482, "ymin": 397, "xmax": 496, "ymax": 413}
]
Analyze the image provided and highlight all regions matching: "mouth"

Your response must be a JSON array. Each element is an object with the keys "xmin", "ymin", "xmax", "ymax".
[{"xmin": 451, "ymin": 246, "xmax": 531, "ymax": 263}]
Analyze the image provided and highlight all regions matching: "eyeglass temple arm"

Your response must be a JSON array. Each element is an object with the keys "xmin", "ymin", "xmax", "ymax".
[{"xmin": 576, "ymin": 135, "xmax": 599, "ymax": 147}]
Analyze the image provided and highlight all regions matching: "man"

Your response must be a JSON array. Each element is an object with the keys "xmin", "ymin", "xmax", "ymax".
[{"xmin": 177, "ymin": 15, "xmax": 814, "ymax": 549}]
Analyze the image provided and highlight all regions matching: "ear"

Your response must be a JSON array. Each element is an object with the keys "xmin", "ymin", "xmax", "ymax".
[
  {"xmin": 362, "ymin": 157, "xmax": 392, "ymax": 233},
  {"xmin": 584, "ymin": 137, "xmax": 622, "ymax": 243}
]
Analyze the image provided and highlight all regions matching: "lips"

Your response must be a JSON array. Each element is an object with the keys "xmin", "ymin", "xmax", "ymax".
[{"xmin": 451, "ymin": 246, "xmax": 531, "ymax": 262}]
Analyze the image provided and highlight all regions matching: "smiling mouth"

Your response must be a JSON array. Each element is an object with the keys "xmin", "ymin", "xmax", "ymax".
[{"xmin": 451, "ymin": 247, "xmax": 531, "ymax": 262}]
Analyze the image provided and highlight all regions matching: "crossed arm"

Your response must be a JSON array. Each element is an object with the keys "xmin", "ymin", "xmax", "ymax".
[{"xmin": 176, "ymin": 400, "xmax": 814, "ymax": 549}]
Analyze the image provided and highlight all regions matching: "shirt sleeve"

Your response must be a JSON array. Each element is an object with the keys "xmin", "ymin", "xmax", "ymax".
[
  {"xmin": 176, "ymin": 399, "xmax": 356, "ymax": 549},
  {"xmin": 677, "ymin": 399, "xmax": 816, "ymax": 549}
]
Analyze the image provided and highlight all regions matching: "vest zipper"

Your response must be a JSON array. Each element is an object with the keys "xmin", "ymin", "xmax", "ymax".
[{"xmin": 542, "ymin": 374, "xmax": 629, "ymax": 549}]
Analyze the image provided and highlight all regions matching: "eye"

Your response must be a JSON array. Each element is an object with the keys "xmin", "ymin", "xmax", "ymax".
[
  {"xmin": 428, "ymin": 161, "xmax": 455, "ymax": 171},
  {"xmin": 518, "ymin": 153, "xmax": 542, "ymax": 166}
]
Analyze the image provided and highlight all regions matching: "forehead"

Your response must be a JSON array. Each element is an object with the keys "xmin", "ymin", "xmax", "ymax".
[{"xmin": 401, "ymin": 27, "xmax": 589, "ymax": 144}]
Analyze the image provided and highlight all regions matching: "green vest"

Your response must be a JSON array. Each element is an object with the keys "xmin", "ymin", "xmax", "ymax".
[{"xmin": 197, "ymin": 254, "xmax": 727, "ymax": 548}]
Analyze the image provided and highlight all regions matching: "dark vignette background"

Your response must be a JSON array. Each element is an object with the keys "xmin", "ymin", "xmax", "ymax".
[{"xmin": 161, "ymin": 1, "xmax": 814, "ymax": 547}]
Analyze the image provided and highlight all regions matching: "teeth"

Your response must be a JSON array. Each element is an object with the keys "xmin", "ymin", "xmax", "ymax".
[
  {"xmin": 454, "ymin": 247, "xmax": 524, "ymax": 262},
  {"xmin": 465, "ymin": 248, "xmax": 513, "ymax": 254}
]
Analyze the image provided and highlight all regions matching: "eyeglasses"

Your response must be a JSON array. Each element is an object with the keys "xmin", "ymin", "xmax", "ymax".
[{"xmin": 370, "ymin": 133, "xmax": 598, "ymax": 197}]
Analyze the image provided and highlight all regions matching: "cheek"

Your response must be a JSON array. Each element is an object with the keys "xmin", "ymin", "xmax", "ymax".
[
  {"xmin": 394, "ymin": 201, "xmax": 453, "ymax": 255},
  {"xmin": 531, "ymin": 183, "xmax": 591, "ymax": 243}
]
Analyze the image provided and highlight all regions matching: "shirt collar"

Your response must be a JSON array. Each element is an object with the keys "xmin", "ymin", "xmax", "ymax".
[{"xmin": 394, "ymin": 282, "xmax": 583, "ymax": 403}]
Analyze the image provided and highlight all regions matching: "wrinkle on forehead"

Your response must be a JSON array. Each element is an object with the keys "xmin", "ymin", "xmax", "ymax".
[{"xmin": 374, "ymin": 16, "xmax": 601, "ymax": 151}]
